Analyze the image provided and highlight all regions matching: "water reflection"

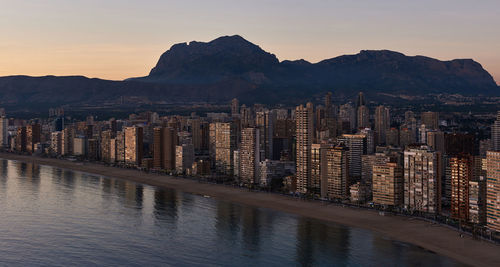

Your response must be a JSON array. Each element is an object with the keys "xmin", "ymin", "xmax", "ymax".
[
  {"xmin": 0, "ymin": 160, "xmax": 8, "ymax": 191},
  {"xmin": 241, "ymin": 207, "xmax": 261, "ymax": 252},
  {"xmin": 16, "ymin": 162, "xmax": 41, "ymax": 193},
  {"xmin": 215, "ymin": 202, "xmax": 241, "ymax": 244},
  {"xmin": 0, "ymin": 159, "xmax": 463, "ymax": 266},
  {"xmin": 296, "ymin": 218, "xmax": 351, "ymax": 265},
  {"xmin": 154, "ymin": 188, "xmax": 179, "ymax": 225}
]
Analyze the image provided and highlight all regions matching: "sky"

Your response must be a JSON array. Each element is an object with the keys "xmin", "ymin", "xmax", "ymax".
[{"xmin": 1, "ymin": 0, "xmax": 499, "ymax": 84}]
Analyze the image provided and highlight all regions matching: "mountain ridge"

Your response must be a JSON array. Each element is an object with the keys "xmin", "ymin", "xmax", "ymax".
[{"xmin": 0, "ymin": 35, "xmax": 498, "ymax": 111}]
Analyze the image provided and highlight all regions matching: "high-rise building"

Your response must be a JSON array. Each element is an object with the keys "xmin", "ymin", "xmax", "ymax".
[
  {"xmin": 373, "ymin": 161, "xmax": 403, "ymax": 206},
  {"xmin": 492, "ymin": 111, "xmax": 500, "ymax": 151},
  {"xmin": 427, "ymin": 131, "xmax": 445, "ymax": 154},
  {"xmin": 215, "ymin": 122, "xmax": 237, "ymax": 175},
  {"xmin": 153, "ymin": 127, "xmax": 177, "ymax": 170},
  {"xmin": 209, "ymin": 123, "xmax": 217, "ymax": 165},
  {"xmin": 404, "ymin": 111, "xmax": 417, "ymax": 140},
  {"xmin": 73, "ymin": 136, "xmax": 86, "ymax": 156},
  {"xmin": 61, "ymin": 127, "xmax": 74, "ymax": 156},
  {"xmin": 421, "ymin": 111, "xmax": 439, "ymax": 130},
  {"xmin": 469, "ymin": 175, "xmax": 487, "ymax": 225},
  {"xmin": 359, "ymin": 128, "xmax": 375, "ymax": 154},
  {"xmin": 338, "ymin": 134, "xmax": 366, "ymax": 180},
  {"xmin": 418, "ymin": 124, "xmax": 429, "ymax": 144},
  {"xmin": 50, "ymin": 131, "xmax": 62, "ymax": 155},
  {"xmin": 324, "ymin": 92, "xmax": 335, "ymax": 119},
  {"xmin": 100, "ymin": 130, "xmax": 114, "ymax": 163},
  {"xmin": 295, "ymin": 103, "xmax": 314, "ymax": 193},
  {"xmin": 26, "ymin": 124, "xmax": 40, "ymax": 153},
  {"xmin": 175, "ymin": 144, "xmax": 194, "ymax": 174},
  {"xmin": 115, "ymin": 131, "xmax": 125, "ymax": 163},
  {"xmin": 445, "ymin": 133, "xmax": 475, "ymax": 156},
  {"xmin": 191, "ymin": 118, "xmax": 208, "ymax": 153},
  {"xmin": 386, "ymin": 128, "xmax": 399, "ymax": 147},
  {"xmin": 231, "ymin": 98, "xmax": 239, "ymax": 117},
  {"xmin": 356, "ymin": 92, "xmax": 366, "ymax": 108},
  {"xmin": 310, "ymin": 143, "xmax": 323, "ymax": 195},
  {"xmin": 357, "ymin": 105, "xmax": 370, "ymax": 129},
  {"xmin": 239, "ymin": 128, "xmax": 260, "ymax": 185},
  {"xmin": 255, "ymin": 110, "xmax": 275, "ymax": 160},
  {"xmin": 240, "ymin": 104, "xmax": 254, "ymax": 128},
  {"xmin": 486, "ymin": 151, "xmax": 500, "ymax": 231},
  {"xmin": 87, "ymin": 139, "xmax": 99, "ymax": 160},
  {"xmin": 404, "ymin": 145, "xmax": 441, "ymax": 213},
  {"xmin": 0, "ymin": 116, "xmax": 8, "ymax": 148},
  {"xmin": 15, "ymin": 127, "xmax": 27, "ymax": 152},
  {"xmin": 399, "ymin": 128, "xmax": 415, "ymax": 149},
  {"xmin": 339, "ymin": 103, "xmax": 356, "ymax": 132},
  {"xmin": 450, "ymin": 155, "xmax": 474, "ymax": 221},
  {"xmin": 124, "ymin": 126, "xmax": 143, "ymax": 166},
  {"xmin": 321, "ymin": 145, "xmax": 349, "ymax": 200},
  {"xmin": 361, "ymin": 154, "xmax": 376, "ymax": 187},
  {"xmin": 374, "ymin": 105, "xmax": 390, "ymax": 145}
]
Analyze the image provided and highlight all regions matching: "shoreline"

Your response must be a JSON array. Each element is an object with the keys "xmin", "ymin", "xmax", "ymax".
[{"xmin": 1, "ymin": 153, "xmax": 498, "ymax": 266}]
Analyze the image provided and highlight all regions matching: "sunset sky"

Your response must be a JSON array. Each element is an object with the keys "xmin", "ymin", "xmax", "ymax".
[{"xmin": 1, "ymin": 0, "xmax": 499, "ymax": 84}]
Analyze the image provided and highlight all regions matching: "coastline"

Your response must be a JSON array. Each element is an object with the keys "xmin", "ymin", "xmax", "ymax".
[{"xmin": 1, "ymin": 153, "xmax": 498, "ymax": 266}]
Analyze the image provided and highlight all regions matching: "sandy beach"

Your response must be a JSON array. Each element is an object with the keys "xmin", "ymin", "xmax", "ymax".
[{"xmin": 0, "ymin": 152, "xmax": 498, "ymax": 266}]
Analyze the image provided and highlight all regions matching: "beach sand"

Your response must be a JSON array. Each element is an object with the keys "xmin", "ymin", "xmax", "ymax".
[{"xmin": 1, "ymin": 153, "xmax": 498, "ymax": 266}]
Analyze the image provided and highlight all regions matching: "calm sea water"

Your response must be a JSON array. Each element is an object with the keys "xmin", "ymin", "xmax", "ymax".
[{"xmin": 0, "ymin": 159, "xmax": 464, "ymax": 266}]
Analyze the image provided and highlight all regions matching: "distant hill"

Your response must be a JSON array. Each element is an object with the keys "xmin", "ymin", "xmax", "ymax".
[{"xmin": 0, "ymin": 35, "xmax": 498, "ymax": 110}]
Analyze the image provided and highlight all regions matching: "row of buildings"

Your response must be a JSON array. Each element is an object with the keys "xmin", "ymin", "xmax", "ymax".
[{"xmin": 1, "ymin": 92, "xmax": 499, "ymax": 233}]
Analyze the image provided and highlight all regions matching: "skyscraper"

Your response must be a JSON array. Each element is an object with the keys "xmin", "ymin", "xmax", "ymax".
[
  {"xmin": 421, "ymin": 111, "xmax": 439, "ymax": 130},
  {"xmin": 50, "ymin": 131, "xmax": 63, "ymax": 155},
  {"xmin": 486, "ymin": 151, "xmax": 500, "ymax": 231},
  {"xmin": 115, "ymin": 131, "xmax": 125, "ymax": 163},
  {"xmin": 356, "ymin": 92, "xmax": 366, "ymax": 108},
  {"xmin": 124, "ymin": 126, "xmax": 143, "ymax": 166},
  {"xmin": 450, "ymin": 155, "xmax": 474, "ymax": 221},
  {"xmin": 0, "ymin": 116, "xmax": 8, "ymax": 148},
  {"xmin": 324, "ymin": 92, "xmax": 335, "ymax": 119},
  {"xmin": 386, "ymin": 128, "xmax": 399, "ymax": 147},
  {"xmin": 100, "ymin": 130, "xmax": 114, "ymax": 162},
  {"xmin": 373, "ymin": 161, "xmax": 403, "ymax": 206},
  {"xmin": 427, "ymin": 130, "xmax": 445, "ymax": 154},
  {"xmin": 445, "ymin": 133, "xmax": 475, "ymax": 156},
  {"xmin": 321, "ymin": 145, "xmax": 349, "ymax": 200},
  {"xmin": 374, "ymin": 105, "xmax": 390, "ymax": 145},
  {"xmin": 239, "ymin": 127, "xmax": 260, "ymax": 185},
  {"xmin": 399, "ymin": 127, "xmax": 415, "ymax": 149},
  {"xmin": 15, "ymin": 127, "xmax": 27, "ymax": 152},
  {"xmin": 310, "ymin": 143, "xmax": 323, "ymax": 195},
  {"xmin": 61, "ymin": 127, "xmax": 74, "ymax": 156},
  {"xmin": 175, "ymin": 143, "xmax": 194, "ymax": 174},
  {"xmin": 153, "ymin": 127, "xmax": 177, "ymax": 170},
  {"xmin": 339, "ymin": 103, "xmax": 356, "ymax": 132},
  {"xmin": 404, "ymin": 145, "xmax": 441, "ymax": 213},
  {"xmin": 359, "ymin": 128, "xmax": 375, "ymax": 154},
  {"xmin": 26, "ymin": 123, "xmax": 40, "ymax": 154},
  {"xmin": 255, "ymin": 110, "xmax": 275, "ymax": 160},
  {"xmin": 231, "ymin": 98, "xmax": 239, "ymax": 117},
  {"xmin": 296, "ymin": 103, "xmax": 314, "ymax": 194},
  {"xmin": 491, "ymin": 111, "xmax": 500, "ymax": 151},
  {"xmin": 357, "ymin": 105, "xmax": 370, "ymax": 129},
  {"xmin": 215, "ymin": 122, "xmax": 237, "ymax": 175},
  {"xmin": 338, "ymin": 134, "xmax": 367, "ymax": 180}
]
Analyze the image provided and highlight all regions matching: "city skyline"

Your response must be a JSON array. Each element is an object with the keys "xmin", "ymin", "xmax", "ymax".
[
  {"xmin": 1, "ymin": 1, "xmax": 500, "ymax": 84},
  {"xmin": 1, "ymin": 2, "xmax": 500, "ymax": 265}
]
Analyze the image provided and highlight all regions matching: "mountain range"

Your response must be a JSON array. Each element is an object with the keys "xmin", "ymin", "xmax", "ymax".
[{"xmin": 0, "ymin": 35, "xmax": 498, "ymax": 111}]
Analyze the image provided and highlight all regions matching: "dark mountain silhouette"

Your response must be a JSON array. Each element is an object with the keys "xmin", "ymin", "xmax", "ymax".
[{"xmin": 0, "ymin": 35, "xmax": 498, "ymax": 110}]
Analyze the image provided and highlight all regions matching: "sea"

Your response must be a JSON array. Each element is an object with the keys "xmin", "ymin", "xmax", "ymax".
[{"xmin": 0, "ymin": 159, "xmax": 464, "ymax": 266}]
